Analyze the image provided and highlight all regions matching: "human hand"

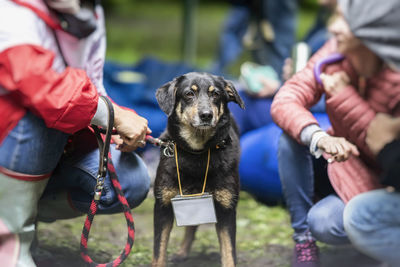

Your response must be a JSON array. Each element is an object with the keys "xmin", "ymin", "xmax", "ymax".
[
  {"xmin": 254, "ymin": 76, "xmax": 280, "ymax": 98},
  {"xmin": 318, "ymin": 0, "xmax": 337, "ymax": 8},
  {"xmin": 366, "ymin": 113, "xmax": 400, "ymax": 155},
  {"xmin": 282, "ymin": 58, "xmax": 293, "ymax": 82},
  {"xmin": 113, "ymin": 104, "xmax": 151, "ymax": 152},
  {"xmin": 317, "ymin": 135, "xmax": 359, "ymax": 162},
  {"xmin": 320, "ymin": 71, "xmax": 350, "ymax": 97}
]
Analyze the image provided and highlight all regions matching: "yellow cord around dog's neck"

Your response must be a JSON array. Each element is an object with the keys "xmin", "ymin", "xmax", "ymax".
[{"xmin": 174, "ymin": 144, "xmax": 210, "ymax": 197}]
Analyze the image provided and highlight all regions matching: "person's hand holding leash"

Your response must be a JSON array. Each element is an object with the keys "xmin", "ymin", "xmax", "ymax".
[
  {"xmin": 366, "ymin": 113, "xmax": 400, "ymax": 155},
  {"xmin": 320, "ymin": 71, "xmax": 350, "ymax": 97},
  {"xmin": 317, "ymin": 135, "xmax": 359, "ymax": 162},
  {"xmin": 113, "ymin": 104, "xmax": 151, "ymax": 152}
]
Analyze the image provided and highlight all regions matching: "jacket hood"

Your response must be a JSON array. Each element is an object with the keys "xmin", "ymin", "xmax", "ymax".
[{"xmin": 339, "ymin": 0, "xmax": 400, "ymax": 70}]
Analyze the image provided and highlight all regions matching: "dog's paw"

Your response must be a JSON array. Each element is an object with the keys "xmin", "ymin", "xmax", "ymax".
[{"xmin": 170, "ymin": 252, "xmax": 188, "ymax": 263}]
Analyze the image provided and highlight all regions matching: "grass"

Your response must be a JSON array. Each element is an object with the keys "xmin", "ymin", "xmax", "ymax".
[{"xmin": 38, "ymin": 192, "xmax": 293, "ymax": 266}]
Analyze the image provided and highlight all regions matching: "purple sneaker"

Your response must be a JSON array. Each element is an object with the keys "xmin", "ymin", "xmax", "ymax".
[{"xmin": 292, "ymin": 240, "xmax": 320, "ymax": 267}]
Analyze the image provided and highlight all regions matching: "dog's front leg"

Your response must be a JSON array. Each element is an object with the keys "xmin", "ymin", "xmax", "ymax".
[
  {"xmin": 152, "ymin": 200, "xmax": 174, "ymax": 267},
  {"xmin": 215, "ymin": 206, "xmax": 237, "ymax": 267},
  {"xmin": 171, "ymin": 225, "xmax": 198, "ymax": 262}
]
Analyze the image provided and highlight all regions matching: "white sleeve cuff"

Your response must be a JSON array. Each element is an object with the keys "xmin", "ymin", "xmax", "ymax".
[
  {"xmin": 300, "ymin": 124, "xmax": 322, "ymax": 146},
  {"xmin": 310, "ymin": 131, "xmax": 329, "ymax": 158},
  {"xmin": 90, "ymin": 97, "xmax": 109, "ymax": 128}
]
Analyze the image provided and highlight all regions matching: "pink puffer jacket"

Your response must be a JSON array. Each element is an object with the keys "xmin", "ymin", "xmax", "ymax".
[{"xmin": 271, "ymin": 39, "xmax": 400, "ymax": 202}]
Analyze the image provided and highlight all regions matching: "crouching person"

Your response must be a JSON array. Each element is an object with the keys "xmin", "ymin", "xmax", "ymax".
[
  {"xmin": 344, "ymin": 113, "xmax": 400, "ymax": 267},
  {"xmin": 0, "ymin": 1, "xmax": 150, "ymax": 266}
]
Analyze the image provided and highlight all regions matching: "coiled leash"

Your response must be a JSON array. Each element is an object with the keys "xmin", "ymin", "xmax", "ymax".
[{"xmin": 80, "ymin": 96, "xmax": 135, "ymax": 267}]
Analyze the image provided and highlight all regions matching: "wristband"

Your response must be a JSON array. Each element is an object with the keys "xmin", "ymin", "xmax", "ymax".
[{"xmin": 310, "ymin": 131, "xmax": 329, "ymax": 158}]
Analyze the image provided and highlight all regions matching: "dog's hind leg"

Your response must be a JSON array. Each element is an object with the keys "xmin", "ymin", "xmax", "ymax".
[
  {"xmin": 152, "ymin": 200, "xmax": 174, "ymax": 267},
  {"xmin": 171, "ymin": 225, "xmax": 198, "ymax": 262},
  {"xmin": 215, "ymin": 207, "xmax": 237, "ymax": 267}
]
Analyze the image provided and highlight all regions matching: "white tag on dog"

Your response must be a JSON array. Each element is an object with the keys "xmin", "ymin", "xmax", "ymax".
[{"xmin": 171, "ymin": 193, "xmax": 217, "ymax": 227}]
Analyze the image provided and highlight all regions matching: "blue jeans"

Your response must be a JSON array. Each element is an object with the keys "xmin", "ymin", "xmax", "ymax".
[
  {"xmin": 344, "ymin": 189, "xmax": 400, "ymax": 266},
  {"xmin": 211, "ymin": 4, "xmax": 250, "ymax": 74},
  {"xmin": 212, "ymin": 0, "xmax": 296, "ymax": 77},
  {"xmin": 229, "ymin": 91, "xmax": 274, "ymax": 135},
  {"xmin": 251, "ymin": 0, "xmax": 297, "ymax": 78},
  {"xmin": 0, "ymin": 112, "xmax": 150, "ymax": 215},
  {"xmin": 278, "ymin": 132, "xmax": 349, "ymax": 245}
]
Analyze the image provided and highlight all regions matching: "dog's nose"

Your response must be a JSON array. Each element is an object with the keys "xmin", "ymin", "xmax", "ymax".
[{"xmin": 199, "ymin": 111, "xmax": 213, "ymax": 122}]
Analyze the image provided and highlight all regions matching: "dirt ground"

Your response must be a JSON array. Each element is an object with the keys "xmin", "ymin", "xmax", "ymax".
[{"xmin": 33, "ymin": 192, "xmax": 384, "ymax": 267}]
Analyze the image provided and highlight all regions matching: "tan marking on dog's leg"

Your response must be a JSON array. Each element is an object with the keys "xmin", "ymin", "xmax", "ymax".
[
  {"xmin": 191, "ymin": 84, "xmax": 198, "ymax": 91},
  {"xmin": 152, "ymin": 223, "xmax": 173, "ymax": 267},
  {"xmin": 175, "ymin": 226, "xmax": 198, "ymax": 259},
  {"xmin": 161, "ymin": 188, "xmax": 179, "ymax": 206},
  {"xmin": 217, "ymin": 227, "xmax": 235, "ymax": 267},
  {"xmin": 214, "ymin": 189, "xmax": 234, "ymax": 209}
]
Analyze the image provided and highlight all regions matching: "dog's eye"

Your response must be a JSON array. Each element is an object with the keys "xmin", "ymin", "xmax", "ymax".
[{"xmin": 211, "ymin": 90, "xmax": 220, "ymax": 97}]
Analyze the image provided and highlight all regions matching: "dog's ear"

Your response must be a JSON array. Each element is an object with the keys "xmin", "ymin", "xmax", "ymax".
[
  {"xmin": 224, "ymin": 80, "xmax": 245, "ymax": 109},
  {"xmin": 156, "ymin": 79, "xmax": 178, "ymax": 116}
]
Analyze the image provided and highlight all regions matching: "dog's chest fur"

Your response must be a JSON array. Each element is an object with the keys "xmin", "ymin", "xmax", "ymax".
[{"xmin": 154, "ymin": 126, "xmax": 240, "ymax": 209}]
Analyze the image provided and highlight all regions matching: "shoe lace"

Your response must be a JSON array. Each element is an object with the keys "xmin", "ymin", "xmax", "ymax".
[{"xmin": 295, "ymin": 241, "xmax": 319, "ymax": 262}]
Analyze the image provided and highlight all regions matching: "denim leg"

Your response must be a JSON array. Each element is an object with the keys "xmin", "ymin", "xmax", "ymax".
[
  {"xmin": 228, "ymin": 90, "xmax": 273, "ymax": 135},
  {"xmin": 308, "ymin": 194, "xmax": 349, "ymax": 245},
  {"xmin": 212, "ymin": 5, "xmax": 250, "ymax": 74},
  {"xmin": 0, "ymin": 112, "xmax": 69, "ymax": 174},
  {"xmin": 43, "ymin": 144, "xmax": 150, "ymax": 214},
  {"xmin": 344, "ymin": 189, "xmax": 400, "ymax": 266},
  {"xmin": 0, "ymin": 112, "xmax": 69, "ymax": 267},
  {"xmin": 278, "ymin": 132, "xmax": 315, "ymax": 235},
  {"xmin": 252, "ymin": 0, "xmax": 297, "ymax": 77}
]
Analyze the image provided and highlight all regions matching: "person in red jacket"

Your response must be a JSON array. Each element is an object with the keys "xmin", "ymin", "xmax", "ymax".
[
  {"xmin": 343, "ymin": 113, "xmax": 400, "ymax": 266},
  {"xmin": 270, "ymin": 0, "xmax": 400, "ymax": 266},
  {"xmin": 0, "ymin": 1, "xmax": 151, "ymax": 266}
]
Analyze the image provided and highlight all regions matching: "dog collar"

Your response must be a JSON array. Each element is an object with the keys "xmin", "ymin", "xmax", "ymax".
[{"xmin": 165, "ymin": 135, "xmax": 232, "ymax": 156}]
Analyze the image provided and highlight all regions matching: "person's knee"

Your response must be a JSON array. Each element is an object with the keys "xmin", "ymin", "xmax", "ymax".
[
  {"xmin": 343, "ymin": 192, "xmax": 377, "ymax": 239},
  {"xmin": 308, "ymin": 201, "xmax": 348, "ymax": 245},
  {"xmin": 118, "ymin": 153, "xmax": 151, "ymax": 209},
  {"xmin": 0, "ymin": 112, "xmax": 68, "ymax": 175}
]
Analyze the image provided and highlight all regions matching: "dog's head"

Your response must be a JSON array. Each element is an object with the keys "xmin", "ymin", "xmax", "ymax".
[{"xmin": 156, "ymin": 72, "xmax": 244, "ymax": 130}]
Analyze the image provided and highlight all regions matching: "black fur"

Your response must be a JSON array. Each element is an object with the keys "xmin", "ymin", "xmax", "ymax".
[{"xmin": 152, "ymin": 72, "xmax": 244, "ymax": 267}]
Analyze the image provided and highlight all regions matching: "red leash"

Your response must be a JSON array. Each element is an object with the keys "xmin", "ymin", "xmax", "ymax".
[{"xmin": 80, "ymin": 96, "xmax": 135, "ymax": 267}]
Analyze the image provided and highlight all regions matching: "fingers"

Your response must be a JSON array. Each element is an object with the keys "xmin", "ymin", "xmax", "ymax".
[
  {"xmin": 113, "ymin": 106, "xmax": 150, "ymax": 152},
  {"xmin": 319, "ymin": 71, "xmax": 350, "ymax": 96},
  {"xmin": 338, "ymin": 71, "xmax": 350, "ymax": 84},
  {"xmin": 282, "ymin": 58, "xmax": 293, "ymax": 81},
  {"xmin": 348, "ymin": 142, "xmax": 360, "ymax": 156},
  {"xmin": 257, "ymin": 77, "xmax": 280, "ymax": 98},
  {"xmin": 320, "ymin": 136, "xmax": 359, "ymax": 162},
  {"xmin": 120, "ymin": 130, "xmax": 147, "ymax": 152}
]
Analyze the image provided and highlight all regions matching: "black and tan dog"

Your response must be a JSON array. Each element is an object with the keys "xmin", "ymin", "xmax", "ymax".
[{"xmin": 152, "ymin": 72, "xmax": 244, "ymax": 267}]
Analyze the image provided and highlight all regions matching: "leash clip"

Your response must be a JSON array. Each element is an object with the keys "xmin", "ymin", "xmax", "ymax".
[
  {"xmin": 146, "ymin": 135, "xmax": 175, "ymax": 157},
  {"xmin": 163, "ymin": 142, "xmax": 175, "ymax": 158},
  {"xmin": 94, "ymin": 174, "xmax": 105, "ymax": 201}
]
